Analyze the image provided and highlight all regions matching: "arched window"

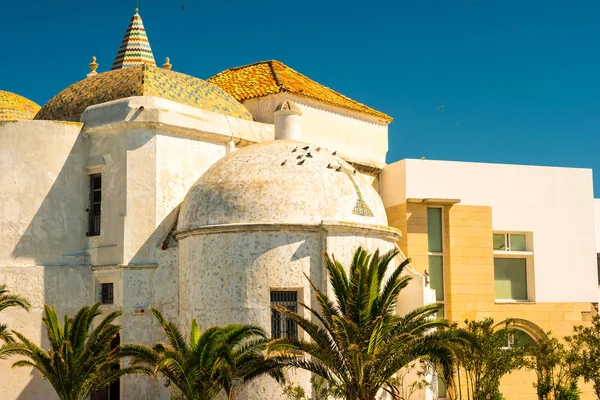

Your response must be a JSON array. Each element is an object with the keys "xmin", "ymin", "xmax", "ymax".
[{"xmin": 499, "ymin": 328, "xmax": 536, "ymax": 349}]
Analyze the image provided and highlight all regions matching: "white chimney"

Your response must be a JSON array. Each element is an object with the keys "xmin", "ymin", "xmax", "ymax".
[{"xmin": 274, "ymin": 100, "xmax": 302, "ymax": 140}]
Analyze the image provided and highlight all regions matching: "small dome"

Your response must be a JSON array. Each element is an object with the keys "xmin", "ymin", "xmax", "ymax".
[
  {"xmin": 35, "ymin": 64, "xmax": 253, "ymax": 122},
  {"xmin": 178, "ymin": 140, "xmax": 387, "ymax": 232},
  {"xmin": 0, "ymin": 90, "xmax": 41, "ymax": 121}
]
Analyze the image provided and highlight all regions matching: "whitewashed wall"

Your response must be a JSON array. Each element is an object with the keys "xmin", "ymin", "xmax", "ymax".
[
  {"xmin": 381, "ymin": 159, "xmax": 599, "ymax": 304},
  {"xmin": 177, "ymin": 227, "xmax": 401, "ymax": 400},
  {"xmin": 0, "ymin": 120, "xmax": 92, "ymax": 400},
  {"xmin": 243, "ymin": 93, "xmax": 389, "ymax": 169}
]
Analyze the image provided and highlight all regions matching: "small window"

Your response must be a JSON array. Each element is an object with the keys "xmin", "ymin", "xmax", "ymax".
[
  {"xmin": 270, "ymin": 291, "xmax": 298, "ymax": 340},
  {"xmin": 494, "ymin": 258, "xmax": 527, "ymax": 300},
  {"xmin": 101, "ymin": 283, "xmax": 114, "ymax": 305},
  {"xmin": 597, "ymin": 254, "xmax": 600, "ymax": 286},
  {"xmin": 493, "ymin": 233, "xmax": 526, "ymax": 251},
  {"xmin": 88, "ymin": 174, "xmax": 102, "ymax": 237},
  {"xmin": 437, "ymin": 375, "xmax": 447, "ymax": 399}
]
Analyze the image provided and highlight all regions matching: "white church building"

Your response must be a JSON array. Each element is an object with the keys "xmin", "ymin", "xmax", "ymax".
[{"xmin": 1, "ymin": 7, "xmax": 598, "ymax": 400}]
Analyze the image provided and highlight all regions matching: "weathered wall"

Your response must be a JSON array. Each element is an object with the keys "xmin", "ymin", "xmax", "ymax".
[{"xmin": 178, "ymin": 226, "xmax": 402, "ymax": 400}]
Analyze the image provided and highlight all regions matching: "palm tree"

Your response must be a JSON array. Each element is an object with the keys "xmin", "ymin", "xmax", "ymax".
[
  {"xmin": 0, "ymin": 284, "xmax": 30, "ymax": 344},
  {"xmin": 0, "ymin": 284, "xmax": 30, "ymax": 359},
  {"xmin": 269, "ymin": 247, "xmax": 468, "ymax": 400},
  {"xmin": 6, "ymin": 303, "xmax": 151, "ymax": 400},
  {"xmin": 122, "ymin": 308, "xmax": 286, "ymax": 400}
]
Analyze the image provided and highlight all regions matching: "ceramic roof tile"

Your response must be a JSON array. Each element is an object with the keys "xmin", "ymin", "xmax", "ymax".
[
  {"xmin": 112, "ymin": 10, "xmax": 156, "ymax": 70},
  {"xmin": 0, "ymin": 90, "xmax": 41, "ymax": 121},
  {"xmin": 35, "ymin": 65, "xmax": 253, "ymax": 122},
  {"xmin": 208, "ymin": 60, "xmax": 392, "ymax": 123}
]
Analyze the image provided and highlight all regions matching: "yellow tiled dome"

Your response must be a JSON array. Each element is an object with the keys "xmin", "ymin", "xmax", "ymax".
[
  {"xmin": 35, "ymin": 64, "xmax": 253, "ymax": 122},
  {"xmin": 0, "ymin": 90, "xmax": 41, "ymax": 121}
]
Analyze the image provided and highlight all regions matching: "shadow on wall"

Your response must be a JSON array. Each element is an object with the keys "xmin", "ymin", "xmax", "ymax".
[
  {"xmin": 10, "ymin": 132, "xmax": 90, "ymax": 266},
  {"xmin": 0, "ymin": 128, "xmax": 93, "ymax": 400}
]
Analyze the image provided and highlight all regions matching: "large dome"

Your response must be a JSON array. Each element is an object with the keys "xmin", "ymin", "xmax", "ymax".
[
  {"xmin": 35, "ymin": 64, "xmax": 253, "ymax": 122},
  {"xmin": 177, "ymin": 140, "xmax": 387, "ymax": 232},
  {"xmin": 0, "ymin": 90, "xmax": 40, "ymax": 121}
]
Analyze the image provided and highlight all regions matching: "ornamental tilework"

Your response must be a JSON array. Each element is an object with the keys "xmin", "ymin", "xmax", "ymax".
[
  {"xmin": 35, "ymin": 65, "xmax": 253, "ymax": 122},
  {"xmin": 208, "ymin": 60, "xmax": 392, "ymax": 123},
  {"xmin": 112, "ymin": 11, "xmax": 156, "ymax": 70},
  {"xmin": 340, "ymin": 166, "xmax": 374, "ymax": 217},
  {"xmin": 0, "ymin": 91, "xmax": 41, "ymax": 121}
]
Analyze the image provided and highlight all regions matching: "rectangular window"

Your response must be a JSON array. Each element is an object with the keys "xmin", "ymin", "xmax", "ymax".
[
  {"xmin": 597, "ymin": 254, "xmax": 600, "ymax": 286},
  {"xmin": 427, "ymin": 208, "xmax": 445, "ymax": 317},
  {"xmin": 88, "ymin": 174, "xmax": 102, "ymax": 237},
  {"xmin": 270, "ymin": 291, "xmax": 298, "ymax": 340},
  {"xmin": 437, "ymin": 375, "xmax": 447, "ymax": 399},
  {"xmin": 427, "ymin": 208, "xmax": 443, "ymax": 253},
  {"xmin": 101, "ymin": 283, "xmax": 114, "ymax": 305},
  {"xmin": 493, "ymin": 233, "xmax": 526, "ymax": 251},
  {"xmin": 429, "ymin": 256, "xmax": 444, "ymax": 302},
  {"xmin": 494, "ymin": 258, "xmax": 527, "ymax": 300}
]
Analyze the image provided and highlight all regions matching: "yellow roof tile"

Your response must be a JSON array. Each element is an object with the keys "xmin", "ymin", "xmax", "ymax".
[
  {"xmin": 208, "ymin": 60, "xmax": 392, "ymax": 123},
  {"xmin": 0, "ymin": 90, "xmax": 41, "ymax": 121},
  {"xmin": 35, "ymin": 64, "xmax": 253, "ymax": 122}
]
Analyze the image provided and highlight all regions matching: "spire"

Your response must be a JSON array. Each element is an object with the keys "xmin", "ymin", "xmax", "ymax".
[{"xmin": 111, "ymin": 7, "xmax": 156, "ymax": 70}]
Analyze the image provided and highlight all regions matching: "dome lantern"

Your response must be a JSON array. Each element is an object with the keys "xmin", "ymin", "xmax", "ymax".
[
  {"xmin": 111, "ymin": 7, "xmax": 156, "ymax": 70},
  {"xmin": 274, "ymin": 100, "xmax": 302, "ymax": 141}
]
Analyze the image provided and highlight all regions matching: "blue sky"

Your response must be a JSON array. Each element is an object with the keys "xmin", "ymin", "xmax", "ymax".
[{"xmin": 2, "ymin": 0, "xmax": 599, "ymax": 193}]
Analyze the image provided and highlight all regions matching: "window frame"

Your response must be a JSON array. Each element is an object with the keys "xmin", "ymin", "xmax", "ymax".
[
  {"xmin": 493, "ymin": 232, "xmax": 527, "ymax": 252},
  {"xmin": 270, "ymin": 290, "xmax": 299, "ymax": 340},
  {"xmin": 100, "ymin": 282, "xmax": 114, "ymax": 305},
  {"xmin": 427, "ymin": 207, "xmax": 445, "ymax": 318},
  {"xmin": 493, "ymin": 231, "xmax": 534, "ymax": 303},
  {"xmin": 88, "ymin": 174, "xmax": 102, "ymax": 237}
]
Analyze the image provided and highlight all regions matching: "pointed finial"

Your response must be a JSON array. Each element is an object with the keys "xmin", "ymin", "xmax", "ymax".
[
  {"xmin": 135, "ymin": 0, "xmax": 139, "ymax": 13},
  {"xmin": 163, "ymin": 57, "xmax": 172, "ymax": 70},
  {"xmin": 88, "ymin": 56, "xmax": 99, "ymax": 77}
]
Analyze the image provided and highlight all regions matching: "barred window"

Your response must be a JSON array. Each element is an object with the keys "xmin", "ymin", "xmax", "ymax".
[
  {"xmin": 101, "ymin": 283, "xmax": 114, "ymax": 305},
  {"xmin": 88, "ymin": 174, "xmax": 101, "ymax": 236},
  {"xmin": 270, "ymin": 291, "xmax": 298, "ymax": 340}
]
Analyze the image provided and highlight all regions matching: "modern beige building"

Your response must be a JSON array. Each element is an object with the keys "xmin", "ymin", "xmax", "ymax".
[
  {"xmin": 381, "ymin": 159, "xmax": 600, "ymax": 399},
  {"xmin": 1, "ymin": 6, "xmax": 599, "ymax": 400}
]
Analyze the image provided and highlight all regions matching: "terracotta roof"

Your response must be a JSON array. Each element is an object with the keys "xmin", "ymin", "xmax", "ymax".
[
  {"xmin": 0, "ymin": 90, "xmax": 41, "ymax": 121},
  {"xmin": 208, "ymin": 60, "xmax": 392, "ymax": 123},
  {"xmin": 112, "ymin": 9, "xmax": 156, "ymax": 70},
  {"xmin": 35, "ymin": 64, "xmax": 253, "ymax": 122}
]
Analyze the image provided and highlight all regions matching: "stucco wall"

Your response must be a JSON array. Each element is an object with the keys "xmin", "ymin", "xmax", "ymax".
[
  {"xmin": 177, "ymin": 227, "xmax": 401, "ymax": 400},
  {"xmin": 0, "ymin": 266, "xmax": 92, "ymax": 400},
  {"xmin": 0, "ymin": 120, "xmax": 94, "ymax": 399},
  {"xmin": 382, "ymin": 159, "xmax": 598, "ymax": 304},
  {"xmin": 0, "ymin": 120, "xmax": 88, "ymax": 266}
]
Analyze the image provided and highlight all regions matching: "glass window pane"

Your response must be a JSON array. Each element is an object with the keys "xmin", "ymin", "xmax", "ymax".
[
  {"xmin": 428, "ymin": 208, "xmax": 443, "ymax": 252},
  {"xmin": 494, "ymin": 258, "xmax": 527, "ymax": 300},
  {"xmin": 510, "ymin": 234, "xmax": 526, "ymax": 251},
  {"xmin": 435, "ymin": 304, "xmax": 445, "ymax": 319},
  {"xmin": 429, "ymin": 256, "xmax": 444, "ymax": 301},
  {"xmin": 437, "ymin": 375, "xmax": 447, "ymax": 398},
  {"xmin": 513, "ymin": 330, "xmax": 535, "ymax": 347},
  {"xmin": 493, "ymin": 234, "xmax": 506, "ymax": 250}
]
